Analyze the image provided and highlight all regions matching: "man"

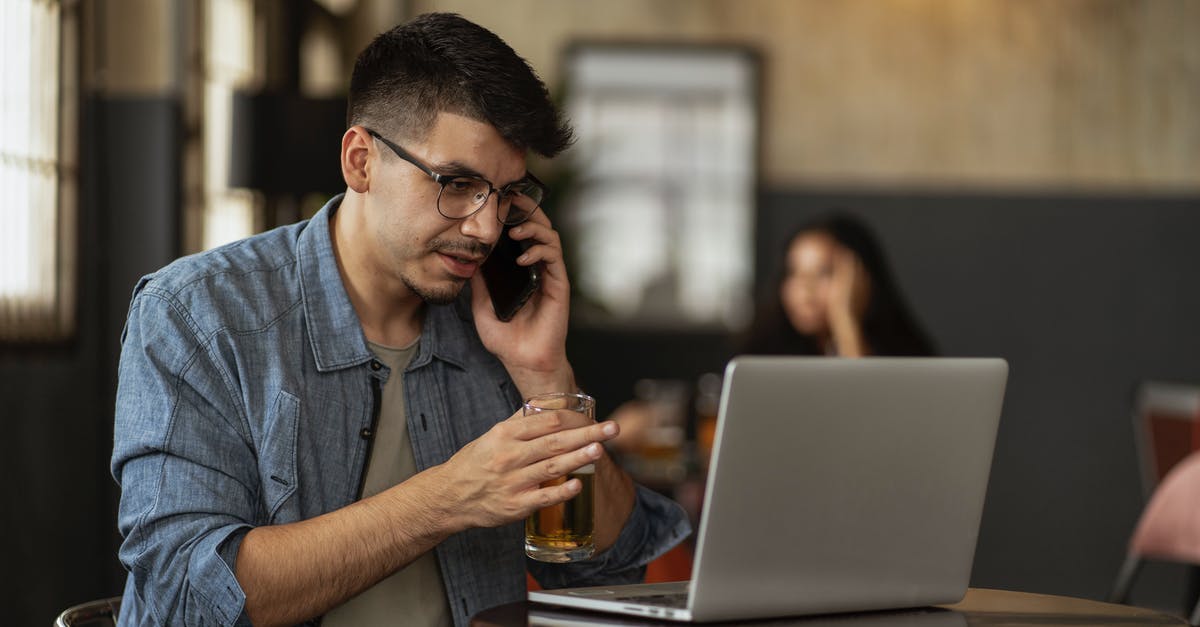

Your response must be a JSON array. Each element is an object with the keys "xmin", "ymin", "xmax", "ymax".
[{"xmin": 112, "ymin": 13, "xmax": 690, "ymax": 626}]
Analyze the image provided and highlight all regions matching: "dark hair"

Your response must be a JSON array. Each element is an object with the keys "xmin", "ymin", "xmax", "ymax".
[
  {"xmin": 347, "ymin": 13, "xmax": 574, "ymax": 157},
  {"xmin": 742, "ymin": 212, "xmax": 936, "ymax": 356}
]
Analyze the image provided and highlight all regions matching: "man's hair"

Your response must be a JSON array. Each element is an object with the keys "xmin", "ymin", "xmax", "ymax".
[{"xmin": 347, "ymin": 13, "xmax": 573, "ymax": 158}]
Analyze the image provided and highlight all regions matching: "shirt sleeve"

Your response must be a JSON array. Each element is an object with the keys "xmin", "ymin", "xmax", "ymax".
[
  {"xmin": 111, "ymin": 284, "xmax": 256, "ymax": 625},
  {"xmin": 529, "ymin": 484, "xmax": 692, "ymax": 588}
]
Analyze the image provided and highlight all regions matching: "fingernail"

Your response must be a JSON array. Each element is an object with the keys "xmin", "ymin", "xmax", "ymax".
[
  {"xmin": 518, "ymin": 253, "xmax": 530, "ymax": 263},
  {"xmin": 587, "ymin": 442, "xmax": 602, "ymax": 457},
  {"xmin": 602, "ymin": 422, "xmax": 618, "ymax": 436},
  {"xmin": 510, "ymin": 226, "xmax": 523, "ymax": 235}
]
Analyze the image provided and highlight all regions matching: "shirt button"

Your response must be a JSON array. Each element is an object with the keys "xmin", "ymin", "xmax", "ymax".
[
  {"xmin": 370, "ymin": 360, "xmax": 383, "ymax": 371},
  {"xmin": 360, "ymin": 427, "xmax": 373, "ymax": 439}
]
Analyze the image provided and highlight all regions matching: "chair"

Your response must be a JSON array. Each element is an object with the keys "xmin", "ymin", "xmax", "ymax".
[
  {"xmin": 1132, "ymin": 381, "xmax": 1200, "ymax": 497},
  {"xmin": 1110, "ymin": 450, "xmax": 1200, "ymax": 625},
  {"xmin": 54, "ymin": 596, "xmax": 121, "ymax": 627}
]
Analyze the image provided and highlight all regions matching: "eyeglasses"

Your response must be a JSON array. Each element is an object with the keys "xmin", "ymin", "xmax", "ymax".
[{"xmin": 365, "ymin": 128, "xmax": 545, "ymax": 226}]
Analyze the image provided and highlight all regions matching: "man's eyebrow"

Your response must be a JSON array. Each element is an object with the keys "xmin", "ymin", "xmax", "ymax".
[
  {"xmin": 430, "ymin": 159, "xmax": 485, "ymax": 179},
  {"xmin": 430, "ymin": 159, "xmax": 529, "ymax": 188}
]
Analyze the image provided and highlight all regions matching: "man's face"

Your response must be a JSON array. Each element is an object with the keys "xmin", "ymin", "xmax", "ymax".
[{"xmin": 364, "ymin": 112, "xmax": 527, "ymax": 304}]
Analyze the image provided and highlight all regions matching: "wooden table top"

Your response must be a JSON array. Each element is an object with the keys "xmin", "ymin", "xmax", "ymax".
[{"xmin": 471, "ymin": 588, "xmax": 1187, "ymax": 626}]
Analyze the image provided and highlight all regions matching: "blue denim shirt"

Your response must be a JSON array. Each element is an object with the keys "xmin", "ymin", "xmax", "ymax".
[{"xmin": 111, "ymin": 195, "xmax": 691, "ymax": 626}]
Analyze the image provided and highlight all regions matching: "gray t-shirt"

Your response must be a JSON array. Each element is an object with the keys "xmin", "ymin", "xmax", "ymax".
[{"xmin": 322, "ymin": 338, "xmax": 453, "ymax": 627}]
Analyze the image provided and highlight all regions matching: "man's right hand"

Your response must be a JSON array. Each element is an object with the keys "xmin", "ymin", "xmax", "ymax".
[
  {"xmin": 434, "ymin": 408, "xmax": 619, "ymax": 530},
  {"xmin": 235, "ymin": 409, "xmax": 619, "ymax": 625}
]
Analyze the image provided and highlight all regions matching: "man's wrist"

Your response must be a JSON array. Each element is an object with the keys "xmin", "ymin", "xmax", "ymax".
[{"xmin": 508, "ymin": 363, "xmax": 576, "ymax": 399}]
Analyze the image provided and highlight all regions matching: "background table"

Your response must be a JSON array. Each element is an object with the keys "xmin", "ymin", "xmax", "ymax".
[{"xmin": 471, "ymin": 588, "xmax": 1187, "ymax": 626}]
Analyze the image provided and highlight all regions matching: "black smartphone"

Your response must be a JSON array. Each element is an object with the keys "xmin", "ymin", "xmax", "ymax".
[{"xmin": 480, "ymin": 225, "xmax": 541, "ymax": 322}]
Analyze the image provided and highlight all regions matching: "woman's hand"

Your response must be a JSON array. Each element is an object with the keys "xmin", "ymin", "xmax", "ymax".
[{"xmin": 826, "ymin": 248, "xmax": 870, "ymax": 356}]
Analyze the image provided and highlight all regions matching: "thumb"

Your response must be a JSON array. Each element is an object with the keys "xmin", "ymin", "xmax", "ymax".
[{"xmin": 470, "ymin": 274, "xmax": 497, "ymax": 322}]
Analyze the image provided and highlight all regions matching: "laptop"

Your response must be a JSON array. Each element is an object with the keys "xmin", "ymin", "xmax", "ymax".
[{"xmin": 529, "ymin": 356, "xmax": 1008, "ymax": 623}]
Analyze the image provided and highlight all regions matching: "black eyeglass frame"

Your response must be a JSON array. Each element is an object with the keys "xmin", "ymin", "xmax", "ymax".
[{"xmin": 364, "ymin": 128, "xmax": 546, "ymax": 226}]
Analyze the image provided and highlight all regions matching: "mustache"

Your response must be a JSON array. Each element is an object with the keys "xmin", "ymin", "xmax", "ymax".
[{"xmin": 429, "ymin": 238, "xmax": 492, "ymax": 259}]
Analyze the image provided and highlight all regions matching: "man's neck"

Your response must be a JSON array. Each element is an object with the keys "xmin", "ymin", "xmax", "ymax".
[{"xmin": 329, "ymin": 195, "xmax": 424, "ymax": 348}]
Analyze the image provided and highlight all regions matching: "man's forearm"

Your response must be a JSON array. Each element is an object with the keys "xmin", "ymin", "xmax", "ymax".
[
  {"xmin": 235, "ymin": 467, "xmax": 456, "ymax": 626},
  {"xmin": 592, "ymin": 451, "xmax": 636, "ymax": 553}
]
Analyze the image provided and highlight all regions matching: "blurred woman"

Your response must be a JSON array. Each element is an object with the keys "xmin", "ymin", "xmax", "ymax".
[{"xmin": 742, "ymin": 212, "xmax": 935, "ymax": 357}]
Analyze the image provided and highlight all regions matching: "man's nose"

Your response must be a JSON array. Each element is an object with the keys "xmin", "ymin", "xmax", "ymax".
[{"xmin": 459, "ymin": 193, "xmax": 503, "ymax": 244}]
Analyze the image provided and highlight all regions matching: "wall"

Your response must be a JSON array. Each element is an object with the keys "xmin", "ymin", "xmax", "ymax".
[{"xmin": 411, "ymin": 0, "xmax": 1200, "ymax": 192}]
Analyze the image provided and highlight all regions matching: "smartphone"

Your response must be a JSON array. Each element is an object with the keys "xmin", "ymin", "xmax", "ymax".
[{"xmin": 480, "ymin": 225, "xmax": 541, "ymax": 322}]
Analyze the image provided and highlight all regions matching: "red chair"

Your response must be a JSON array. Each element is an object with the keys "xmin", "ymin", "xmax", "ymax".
[
  {"xmin": 1111, "ymin": 450, "xmax": 1200, "ymax": 625},
  {"xmin": 1132, "ymin": 382, "xmax": 1200, "ymax": 496}
]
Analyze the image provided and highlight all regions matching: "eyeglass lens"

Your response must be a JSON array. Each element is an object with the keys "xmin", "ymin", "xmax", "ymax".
[{"xmin": 438, "ymin": 178, "xmax": 543, "ymax": 225}]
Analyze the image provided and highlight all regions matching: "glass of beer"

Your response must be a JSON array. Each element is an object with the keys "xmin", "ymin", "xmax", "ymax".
[{"xmin": 523, "ymin": 392, "xmax": 597, "ymax": 563}]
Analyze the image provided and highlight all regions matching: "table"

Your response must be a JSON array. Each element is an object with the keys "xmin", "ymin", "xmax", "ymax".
[{"xmin": 471, "ymin": 588, "xmax": 1186, "ymax": 626}]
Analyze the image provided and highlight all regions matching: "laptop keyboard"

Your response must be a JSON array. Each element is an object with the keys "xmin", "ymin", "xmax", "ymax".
[{"xmin": 613, "ymin": 593, "xmax": 689, "ymax": 609}]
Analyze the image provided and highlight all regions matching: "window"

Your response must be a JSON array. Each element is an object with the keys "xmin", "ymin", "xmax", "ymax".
[
  {"xmin": 183, "ymin": 0, "xmax": 261, "ymax": 253},
  {"xmin": 0, "ymin": 0, "xmax": 78, "ymax": 341},
  {"xmin": 561, "ymin": 45, "xmax": 758, "ymax": 330}
]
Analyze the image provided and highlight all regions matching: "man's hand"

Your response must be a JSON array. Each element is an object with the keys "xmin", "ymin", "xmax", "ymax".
[
  {"xmin": 437, "ymin": 407, "xmax": 620, "ymax": 530},
  {"xmin": 236, "ymin": 408, "xmax": 623, "ymax": 626},
  {"xmin": 471, "ymin": 207, "xmax": 573, "ymax": 396}
]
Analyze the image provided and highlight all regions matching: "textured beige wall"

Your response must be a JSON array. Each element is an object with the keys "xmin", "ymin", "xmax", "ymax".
[
  {"xmin": 406, "ymin": 0, "xmax": 1199, "ymax": 192},
  {"xmin": 85, "ymin": 0, "xmax": 180, "ymax": 95}
]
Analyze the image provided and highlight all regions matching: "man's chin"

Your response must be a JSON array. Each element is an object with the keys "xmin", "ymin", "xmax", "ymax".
[{"xmin": 405, "ymin": 277, "xmax": 466, "ymax": 306}]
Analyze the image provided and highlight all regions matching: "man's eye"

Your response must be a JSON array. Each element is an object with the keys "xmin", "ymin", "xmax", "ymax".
[{"xmin": 446, "ymin": 180, "xmax": 474, "ymax": 193}]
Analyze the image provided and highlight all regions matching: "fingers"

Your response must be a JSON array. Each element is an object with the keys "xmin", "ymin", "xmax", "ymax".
[
  {"xmin": 831, "ymin": 249, "xmax": 854, "ymax": 276},
  {"xmin": 511, "ymin": 409, "xmax": 618, "ymax": 443},
  {"xmin": 492, "ymin": 410, "xmax": 617, "ymax": 470},
  {"xmin": 507, "ymin": 221, "xmax": 560, "ymax": 259},
  {"xmin": 528, "ymin": 443, "xmax": 603, "ymax": 485},
  {"xmin": 505, "ymin": 219, "xmax": 568, "ymax": 283},
  {"xmin": 525, "ymin": 475, "xmax": 583, "ymax": 511},
  {"xmin": 468, "ymin": 273, "xmax": 504, "ymax": 329}
]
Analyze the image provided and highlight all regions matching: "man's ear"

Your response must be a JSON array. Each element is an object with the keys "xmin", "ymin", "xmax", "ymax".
[{"xmin": 341, "ymin": 126, "xmax": 371, "ymax": 193}]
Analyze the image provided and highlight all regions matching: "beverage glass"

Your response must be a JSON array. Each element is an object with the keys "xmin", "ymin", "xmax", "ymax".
[{"xmin": 523, "ymin": 392, "xmax": 596, "ymax": 562}]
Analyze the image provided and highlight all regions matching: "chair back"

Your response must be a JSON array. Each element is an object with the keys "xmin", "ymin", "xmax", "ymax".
[{"xmin": 1133, "ymin": 381, "xmax": 1200, "ymax": 497}]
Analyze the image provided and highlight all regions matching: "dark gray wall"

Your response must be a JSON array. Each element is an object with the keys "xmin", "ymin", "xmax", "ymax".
[{"xmin": 0, "ymin": 96, "xmax": 180, "ymax": 625}]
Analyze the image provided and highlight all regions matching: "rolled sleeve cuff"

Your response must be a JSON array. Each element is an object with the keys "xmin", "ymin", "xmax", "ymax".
[
  {"xmin": 532, "ymin": 485, "xmax": 692, "ymax": 588},
  {"xmin": 192, "ymin": 523, "xmax": 254, "ymax": 626}
]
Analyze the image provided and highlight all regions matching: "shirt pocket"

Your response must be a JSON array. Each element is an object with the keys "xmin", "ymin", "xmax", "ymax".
[{"xmin": 259, "ymin": 389, "xmax": 300, "ymax": 522}]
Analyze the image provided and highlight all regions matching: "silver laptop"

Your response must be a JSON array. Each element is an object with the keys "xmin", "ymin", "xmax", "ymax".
[{"xmin": 529, "ymin": 356, "xmax": 1008, "ymax": 623}]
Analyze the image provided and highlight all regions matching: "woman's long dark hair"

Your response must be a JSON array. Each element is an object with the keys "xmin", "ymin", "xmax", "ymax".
[{"xmin": 741, "ymin": 212, "xmax": 936, "ymax": 356}]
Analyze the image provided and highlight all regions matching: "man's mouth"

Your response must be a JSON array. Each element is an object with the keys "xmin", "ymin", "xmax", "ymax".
[
  {"xmin": 437, "ymin": 251, "xmax": 485, "ymax": 278},
  {"xmin": 430, "ymin": 238, "xmax": 491, "ymax": 279}
]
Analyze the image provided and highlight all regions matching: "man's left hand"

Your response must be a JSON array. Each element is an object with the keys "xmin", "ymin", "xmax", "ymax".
[{"xmin": 471, "ymin": 208, "xmax": 574, "ymax": 396}]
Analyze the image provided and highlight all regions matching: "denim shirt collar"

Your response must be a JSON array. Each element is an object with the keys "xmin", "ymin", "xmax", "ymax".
[{"xmin": 298, "ymin": 194, "xmax": 471, "ymax": 373}]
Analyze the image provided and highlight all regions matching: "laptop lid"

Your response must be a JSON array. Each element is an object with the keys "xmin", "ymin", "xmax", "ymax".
[{"xmin": 531, "ymin": 356, "xmax": 1007, "ymax": 623}]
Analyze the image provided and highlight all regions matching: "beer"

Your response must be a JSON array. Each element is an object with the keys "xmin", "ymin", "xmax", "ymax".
[
  {"xmin": 525, "ymin": 465, "xmax": 595, "ymax": 562},
  {"xmin": 522, "ymin": 392, "xmax": 598, "ymax": 563}
]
